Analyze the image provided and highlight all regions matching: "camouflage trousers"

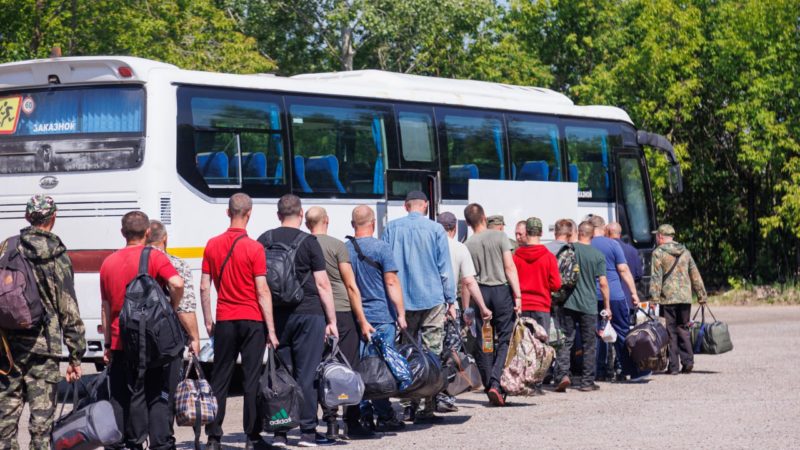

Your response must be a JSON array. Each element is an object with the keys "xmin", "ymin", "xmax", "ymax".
[
  {"xmin": 0, "ymin": 351, "xmax": 60, "ymax": 450},
  {"xmin": 400, "ymin": 303, "xmax": 446, "ymax": 413}
]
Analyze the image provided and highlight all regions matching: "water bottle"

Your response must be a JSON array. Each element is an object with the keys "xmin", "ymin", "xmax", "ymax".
[
  {"xmin": 481, "ymin": 322, "xmax": 494, "ymax": 353},
  {"xmin": 198, "ymin": 336, "xmax": 214, "ymax": 362}
]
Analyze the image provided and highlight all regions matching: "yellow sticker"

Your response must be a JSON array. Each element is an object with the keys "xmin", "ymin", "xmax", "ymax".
[{"xmin": 0, "ymin": 96, "xmax": 21, "ymax": 135}]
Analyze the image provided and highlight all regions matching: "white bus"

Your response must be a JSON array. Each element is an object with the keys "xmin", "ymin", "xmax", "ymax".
[{"xmin": 0, "ymin": 56, "xmax": 681, "ymax": 362}]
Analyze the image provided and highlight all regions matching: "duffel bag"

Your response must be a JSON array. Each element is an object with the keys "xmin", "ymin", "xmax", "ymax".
[
  {"xmin": 626, "ymin": 308, "xmax": 669, "ymax": 371},
  {"xmin": 317, "ymin": 336, "xmax": 364, "ymax": 408},
  {"xmin": 690, "ymin": 305, "xmax": 733, "ymax": 355},
  {"xmin": 357, "ymin": 353, "xmax": 397, "ymax": 400},
  {"xmin": 259, "ymin": 346, "xmax": 303, "ymax": 433},
  {"xmin": 371, "ymin": 334, "xmax": 413, "ymax": 391},
  {"xmin": 444, "ymin": 349, "xmax": 482, "ymax": 396},
  {"xmin": 51, "ymin": 382, "xmax": 122, "ymax": 450},
  {"xmin": 176, "ymin": 355, "xmax": 218, "ymax": 450},
  {"xmin": 501, "ymin": 316, "xmax": 549, "ymax": 396},
  {"xmin": 397, "ymin": 329, "xmax": 446, "ymax": 399}
]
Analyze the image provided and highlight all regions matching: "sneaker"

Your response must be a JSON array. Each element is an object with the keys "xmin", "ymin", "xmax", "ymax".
[
  {"xmin": 487, "ymin": 387, "xmax": 506, "ymax": 406},
  {"xmin": 414, "ymin": 411, "xmax": 445, "ymax": 424},
  {"xmin": 578, "ymin": 383, "xmax": 600, "ymax": 392},
  {"xmin": 245, "ymin": 434, "xmax": 269, "ymax": 450},
  {"xmin": 376, "ymin": 416, "xmax": 406, "ymax": 432},
  {"xmin": 360, "ymin": 414, "xmax": 376, "ymax": 431},
  {"xmin": 436, "ymin": 401, "xmax": 459, "ymax": 413},
  {"xmin": 205, "ymin": 438, "xmax": 221, "ymax": 450},
  {"xmin": 681, "ymin": 364, "xmax": 694, "ymax": 374},
  {"xmin": 629, "ymin": 372, "xmax": 651, "ymax": 383},
  {"xmin": 402, "ymin": 406, "xmax": 416, "ymax": 423},
  {"xmin": 555, "ymin": 377, "xmax": 571, "ymax": 393},
  {"xmin": 343, "ymin": 421, "xmax": 376, "ymax": 439},
  {"xmin": 613, "ymin": 373, "xmax": 627, "ymax": 383},
  {"xmin": 271, "ymin": 432, "xmax": 288, "ymax": 448}
]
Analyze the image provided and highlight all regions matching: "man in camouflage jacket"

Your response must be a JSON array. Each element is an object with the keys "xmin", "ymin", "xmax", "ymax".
[
  {"xmin": 0, "ymin": 195, "xmax": 86, "ymax": 450},
  {"xmin": 649, "ymin": 224, "xmax": 706, "ymax": 375}
]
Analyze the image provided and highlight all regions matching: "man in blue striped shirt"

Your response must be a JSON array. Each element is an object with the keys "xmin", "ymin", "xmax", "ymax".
[{"xmin": 381, "ymin": 191, "xmax": 455, "ymax": 423}]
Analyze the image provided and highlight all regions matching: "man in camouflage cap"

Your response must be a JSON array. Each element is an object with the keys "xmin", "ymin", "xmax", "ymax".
[
  {"xmin": 0, "ymin": 194, "xmax": 85, "ymax": 450},
  {"xmin": 487, "ymin": 215, "xmax": 518, "ymax": 252},
  {"xmin": 650, "ymin": 224, "xmax": 706, "ymax": 375}
]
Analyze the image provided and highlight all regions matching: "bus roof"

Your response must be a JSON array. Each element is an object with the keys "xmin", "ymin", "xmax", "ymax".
[{"xmin": 0, "ymin": 56, "xmax": 634, "ymax": 124}]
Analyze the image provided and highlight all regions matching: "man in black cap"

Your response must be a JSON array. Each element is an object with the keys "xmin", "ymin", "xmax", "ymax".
[{"xmin": 382, "ymin": 191, "xmax": 455, "ymax": 423}]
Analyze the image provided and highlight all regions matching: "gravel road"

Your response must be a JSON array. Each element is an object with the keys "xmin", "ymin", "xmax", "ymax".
[{"xmin": 16, "ymin": 305, "xmax": 800, "ymax": 449}]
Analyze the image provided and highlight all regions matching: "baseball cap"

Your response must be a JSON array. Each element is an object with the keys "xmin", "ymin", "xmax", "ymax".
[
  {"xmin": 487, "ymin": 215, "xmax": 505, "ymax": 226},
  {"xmin": 525, "ymin": 216, "xmax": 543, "ymax": 235},
  {"xmin": 436, "ymin": 212, "xmax": 457, "ymax": 230},
  {"xmin": 405, "ymin": 190, "xmax": 428, "ymax": 202},
  {"xmin": 652, "ymin": 224, "xmax": 676, "ymax": 237},
  {"xmin": 25, "ymin": 194, "xmax": 57, "ymax": 224}
]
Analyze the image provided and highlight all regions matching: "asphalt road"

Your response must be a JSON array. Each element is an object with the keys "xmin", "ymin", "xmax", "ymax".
[{"xmin": 15, "ymin": 305, "xmax": 800, "ymax": 449}]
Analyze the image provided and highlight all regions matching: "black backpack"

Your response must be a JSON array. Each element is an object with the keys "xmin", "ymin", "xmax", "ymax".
[
  {"xmin": 551, "ymin": 243, "xmax": 580, "ymax": 305},
  {"xmin": 118, "ymin": 247, "xmax": 184, "ymax": 385},
  {"xmin": 0, "ymin": 236, "xmax": 46, "ymax": 330},
  {"xmin": 259, "ymin": 230, "xmax": 310, "ymax": 306}
]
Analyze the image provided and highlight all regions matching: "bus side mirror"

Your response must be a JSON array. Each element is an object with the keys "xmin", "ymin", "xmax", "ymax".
[{"xmin": 667, "ymin": 163, "xmax": 683, "ymax": 195}]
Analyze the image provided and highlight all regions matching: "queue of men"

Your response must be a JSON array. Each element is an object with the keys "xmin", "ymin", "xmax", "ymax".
[{"xmin": 0, "ymin": 193, "xmax": 708, "ymax": 449}]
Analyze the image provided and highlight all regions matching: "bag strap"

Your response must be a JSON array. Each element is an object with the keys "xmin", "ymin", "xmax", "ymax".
[
  {"xmin": 138, "ymin": 246, "xmax": 152, "ymax": 275},
  {"xmin": 219, "ymin": 234, "xmax": 247, "ymax": 285},
  {"xmin": 0, "ymin": 236, "xmax": 20, "ymax": 271},
  {"xmin": 345, "ymin": 236, "xmax": 382, "ymax": 271},
  {"xmin": 661, "ymin": 252, "xmax": 684, "ymax": 283},
  {"xmin": 0, "ymin": 330, "xmax": 14, "ymax": 376},
  {"xmin": 637, "ymin": 306, "xmax": 657, "ymax": 321},
  {"xmin": 694, "ymin": 323, "xmax": 706, "ymax": 354},
  {"xmin": 555, "ymin": 242, "xmax": 573, "ymax": 259},
  {"xmin": 56, "ymin": 379, "xmax": 79, "ymax": 422}
]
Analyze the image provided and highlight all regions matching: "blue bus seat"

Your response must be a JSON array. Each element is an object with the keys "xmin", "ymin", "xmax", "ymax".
[
  {"xmin": 294, "ymin": 156, "xmax": 312, "ymax": 193},
  {"xmin": 197, "ymin": 152, "xmax": 229, "ymax": 183},
  {"xmin": 306, "ymin": 155, "xmax": 346, "ymax": 194},
  {"xmin": 231, "ymin": 152, "xmax": 267, "ymax": 181},
  {"xmin": 449, "ymin": 164, "xmax": 479, "ymax": 197},
  {"xmin": 569, "ymin": 163, "xmax": 579, "ymax": 182},
  {"xmin": 517, "ymin": 161, "xmax": 549, "ymax": 181}
]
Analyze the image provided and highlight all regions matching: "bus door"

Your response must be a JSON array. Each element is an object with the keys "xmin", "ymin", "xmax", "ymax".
[{"xmin": 377, "ymin": 169, "xmax": 440, "ymax": 235}]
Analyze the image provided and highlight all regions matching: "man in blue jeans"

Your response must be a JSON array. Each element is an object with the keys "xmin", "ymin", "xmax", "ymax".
[
  {"xmin": 588, "ymin": 216, "xmax": 643, "ymax": 382},
  {"xmin": 382, "ymin": 191, "xmax": 455, "ymax": 423},
  {"xmin": 345, "ymin": 205, "xmax": 408, "ymax": 434}
]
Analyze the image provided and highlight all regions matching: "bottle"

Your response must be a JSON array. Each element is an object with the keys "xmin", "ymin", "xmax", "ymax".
[{"xmin": 481, "ymin": 322, "xmax": 494, "ymax": 353}]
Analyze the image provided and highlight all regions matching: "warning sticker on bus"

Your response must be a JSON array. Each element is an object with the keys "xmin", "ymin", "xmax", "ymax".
[{"xmin": 0, "ymin": 96, "xmax": 22, "ymax": 135}]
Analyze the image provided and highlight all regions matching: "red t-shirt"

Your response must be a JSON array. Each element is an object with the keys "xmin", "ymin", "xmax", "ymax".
[
  {"xmin": 202, "ymin": 228, "xmax": 267, "ymax": 322},
  {"xmin": 513, "ymin": 244, "xmax": 562, "ymax": 313},
  {"xmin": 100, "ymin": 245, "xmax": 180, "ymax": 350}
]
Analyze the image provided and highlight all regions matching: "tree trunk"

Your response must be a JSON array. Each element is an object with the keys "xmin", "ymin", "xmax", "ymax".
[{"xmin": 340, "ymin": 24, "xmax": 355, "ymax": 71}]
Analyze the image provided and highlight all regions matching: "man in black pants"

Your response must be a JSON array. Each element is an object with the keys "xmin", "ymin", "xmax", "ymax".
[
  {"xmin": 201, "ymin": 193, "xmax": 278, "ymax": 450},
  {"xmin": 258, "ymin": 194, "xmax": 338, "ymax": 447},
  {"xmin": 463, "ymin": 203, "xmax": 522, "ymax": 407},
  {"xmin": 305, "ymin": 206, "xmax": 375, "ymax": 439}
]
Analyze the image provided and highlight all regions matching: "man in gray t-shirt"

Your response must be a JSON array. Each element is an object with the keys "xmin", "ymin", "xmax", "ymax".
[
  {"xmin": 305, "ymin": 206, "xmax": 373, "ymax": 439},
  {"xmin": 463, "ymin": 203, "xmax": 521, "ymax": 407}
]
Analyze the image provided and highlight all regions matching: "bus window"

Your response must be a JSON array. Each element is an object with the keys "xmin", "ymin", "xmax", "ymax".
[
  {"xmin": 177, "ymin": 86, "xmax": 287, "ymax": 196},
  {"xmin": 618, "ymin": 155, "xmax": 654, "ymax": 245},
  {"xmin": 287, "ymin": 97, "xmax": 392, "ymax": 196},
  {"xmin": 398, "ymin": 111, "xmax": 435, "ymax": 163},
  {"xmin": 565, "ymin": 126, "xmax": 613, "ymax": 201},
  {"xmin": 507, "ymin": 115, "xmax": 561, "ymax": 181},
  {"xmin": 438, "ymin": 109, "xmax": 505, "ymax": 199},
  {"xmin": 0, "ymin": 86, "xmax": 144, "ymax": 174}
]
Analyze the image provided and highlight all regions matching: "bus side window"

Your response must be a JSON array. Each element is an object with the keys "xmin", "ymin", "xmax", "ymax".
[
  {"xmin": 287, "ymin": 98, "xmax": 391, "ymax": 197},
  {"xmin": 507, "ymin": 115, "xmax": 562, "ymax": 182},
  {"xmin": 565, "ymin": 126, "xmax": 613, "ymax": 201},
  {"xmin": 438, "ymin": 109, "xmax": 505, "ymax": 199}
]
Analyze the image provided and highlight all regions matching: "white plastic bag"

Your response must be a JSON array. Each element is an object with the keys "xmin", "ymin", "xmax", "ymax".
[{"xmin": 601, "ymin": 321, "xmax": 617, "ymax": 343}]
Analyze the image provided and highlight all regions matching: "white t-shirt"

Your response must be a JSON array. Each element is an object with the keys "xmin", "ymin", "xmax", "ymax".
[{"xmin": 448, "ymin": 237, "xmax": 476, "ymax": 300}]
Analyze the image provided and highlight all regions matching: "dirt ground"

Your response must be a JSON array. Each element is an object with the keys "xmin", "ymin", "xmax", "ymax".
[{"xmin": 15, "ymin": 305, "xmax": 800, "ymax": 449}]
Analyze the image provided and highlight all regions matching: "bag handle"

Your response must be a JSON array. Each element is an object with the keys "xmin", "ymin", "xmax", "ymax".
[
  {"xmin": 0, "ymin": 330, "xmax": 13, "ymax": 376},
  {"xmin": 56, "ymin": 378, "xmax": 80, "ymax": 423},
  {"xmin": 637, "ymin": 306, "xmax": 657, "ymax": 321}
]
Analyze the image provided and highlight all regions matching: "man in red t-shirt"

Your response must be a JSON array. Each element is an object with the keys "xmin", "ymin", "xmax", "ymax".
[
  {"xmin": 100, "ymin": 211, "xmax": 184, "ymax": 449},
  {"xmin": 200, "ymin": 193, "xmax": 277, "ymax": 450}
]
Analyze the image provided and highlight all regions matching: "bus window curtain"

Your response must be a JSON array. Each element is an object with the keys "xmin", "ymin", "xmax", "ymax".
[
  {"xmin": 549, "ymin": 128, "xmax": 561, "ymax": 181},
  {"xmin": 270, "ymin": 109, "xmax": 284, "ymax": 184},
  {"xmin": 371, "ymin": 116, "xmax": 385, "ymax": 194},
  {"xmin": 601, "ymin": 134, "xmax": 609, "ymax": 189},
  {"xmin": 493, "ymin": 125, "xmax": 505, "ymax": 180}
]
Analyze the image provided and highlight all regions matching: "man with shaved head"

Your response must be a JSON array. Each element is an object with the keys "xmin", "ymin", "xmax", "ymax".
[
  {"xmin": 305, "ymin": 206, "xmax": 374, "ymax": 440},
  {"xmin": 346, "ymin": 205, "xmax": 407, "ymax": 433},
  {"xmin": 202, "ymin": 193, "xmax": 275, "ymax": 450}
]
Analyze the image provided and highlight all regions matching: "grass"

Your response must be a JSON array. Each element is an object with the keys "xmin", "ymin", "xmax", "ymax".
[{"xmin": 708, "ymin": 285, "xmax": 800, "ymax": 305}]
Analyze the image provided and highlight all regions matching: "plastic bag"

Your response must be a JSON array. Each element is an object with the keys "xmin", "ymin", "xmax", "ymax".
[{"xmin": 601, "ymin": 321, "xmax": 617, "ymax": 343}]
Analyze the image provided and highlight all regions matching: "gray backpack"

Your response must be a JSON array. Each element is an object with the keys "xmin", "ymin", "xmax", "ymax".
[
  {"xmin": 51, "ymin": 382, "xmax": 122, "ymax": 450},
  {"xmin": 316, "ymin": 337, "xmax": 364, "ymax": 408}
]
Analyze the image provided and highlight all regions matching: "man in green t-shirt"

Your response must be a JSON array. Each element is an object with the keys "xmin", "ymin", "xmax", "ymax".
[{"xmin": 554, "ymin": 220, "xmax": 610, "ymax": 393}]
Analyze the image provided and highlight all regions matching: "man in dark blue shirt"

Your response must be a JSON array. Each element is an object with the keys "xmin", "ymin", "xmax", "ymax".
[{"xmin": 606, "ymin": 222, "xmax": 643, "ymax": 304}]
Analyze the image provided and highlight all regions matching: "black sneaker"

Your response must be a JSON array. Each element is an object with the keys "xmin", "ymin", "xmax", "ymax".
[
  {"xmin": 681, "ymin": 364, "xmax": 694, "ymax": 374},
  {"xmin": 343, "ymin": 421, "xmax": 376, "ymax": 439},
  {"xmin": 376, "ymin": 416, "xmax": 406, "ymax": 432},
  {"xmin": 205, "ymin": 438, "xmax": 221, "ymax": 450},
  {"xmin": 271, "ymin": 432, "xmax": 288, "ymax": 448},
  {"xmin": 402, "ymin": 406, "xmax": 416, "ymax": 423},
  {"xmin": 414, "ymin": 411, "xmax": 445, "ymax": 424},
  {"xmin": 360, "ymin": 414, "xmax": 376, "ymax": 432}
]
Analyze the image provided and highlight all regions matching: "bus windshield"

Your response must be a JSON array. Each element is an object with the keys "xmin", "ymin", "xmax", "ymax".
[{"xmin": 0, "ymin": 85, "xmax": 145, "ymax": 174}]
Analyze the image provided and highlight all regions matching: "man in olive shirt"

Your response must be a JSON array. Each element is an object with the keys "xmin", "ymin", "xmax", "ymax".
[
  {"xmin": 464, "ymin": 204, "xmax": 521, "ymax": 407},
  {"xmin": 305, "ymin": 206, "xmax": 374, "ymax": 439},
  {"xmin": 554, "ymin": 221, "xmax": 610, "ymax": 392}
]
